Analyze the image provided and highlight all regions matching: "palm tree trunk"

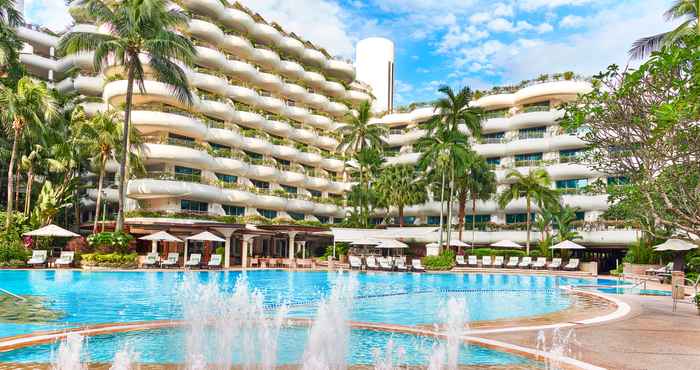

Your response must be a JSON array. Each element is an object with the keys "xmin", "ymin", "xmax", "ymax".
[
  {"xmin": 445, "ymin": 161, "xmax": 455, "ymax": 249},
  {"xmin": 457, "ymin": 192, "xmax": 466, "ymax": 242},
  {"xmin": 471, "ymin": 195, "xmax": 477, "ymax": 250},
  {"xmin": 398, "ymin": 204, "xmax": 404, "ymax": 227},
  {"xmin": 526, "ymin": 195, "xmax": 531, "ymax": 255},
  {"xmin": 14, "ymin": 166, "xmax": 20, "ymax": 212},
  {"xmin": 5, "ymin": 126, "xmax": 19, "ymax": 230},
  {"xmin": 437, "ymin": 167, "xmax": 446, "ymax": 250},
  {"xmin": 116, "ymin": 63, "xmax": 135, "ymax": 232},
  {"xmin": 93, "ymin": 160, "xmax": 106, "ymax": 234},
  {"xmin": 24, "ymin": 170, "xmax": 33, "ymax": 214}
]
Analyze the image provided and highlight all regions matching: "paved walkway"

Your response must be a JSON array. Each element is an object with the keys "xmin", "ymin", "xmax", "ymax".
[{"xmin": 480, "ymin": 294, "xmax": 700, "ymax": 370}]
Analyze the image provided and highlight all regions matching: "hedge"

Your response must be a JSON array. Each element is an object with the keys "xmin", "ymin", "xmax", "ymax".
[
  {"xmin": 80, "ymin": 253, "xmax": 138, "ymax": 268},
  {"xmin": 422, "ymin": 250, "xmax": 456, "ymax": 270}
]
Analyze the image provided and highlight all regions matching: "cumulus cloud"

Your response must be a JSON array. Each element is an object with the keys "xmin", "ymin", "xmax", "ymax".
[
  {"xmin": 519, "ymin": 0, "xmax": 595, "ymax": 11},
  {"xmin": 560, "ymin": 15, "xmax": 586, "ymax": 28},
  {"xmin": 25, "ymin": 0, "xmax": 72, "ymax": 31}
]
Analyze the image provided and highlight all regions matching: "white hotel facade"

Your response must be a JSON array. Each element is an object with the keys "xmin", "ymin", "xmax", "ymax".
[{"xmin": 14, "ymin": 0, "xmax": 638, "ymax": 248}]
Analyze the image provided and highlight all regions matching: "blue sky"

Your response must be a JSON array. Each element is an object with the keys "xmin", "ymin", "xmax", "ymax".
[{"xmin": 26, "ymin": 0, "xmax": 675, "ymax": 106}]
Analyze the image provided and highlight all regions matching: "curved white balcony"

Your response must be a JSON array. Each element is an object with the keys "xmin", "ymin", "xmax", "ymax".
[
  {"xmin": 278, "ymin": 36, "xmax": 305, "ymax": 55},
  {"xmin": 278, "ymin": 170, "xmax": 306, "ymax": 186},
  {"xmin": 286, "ymin": 199, "xmax": 316, "ymax": 213},
  {"xmin": 132, "ymin": 110, "xmax": 208, "ymax": 139},
  {"xmin": 345, "ymin": 89, "xmax": 371, "ymax": 104},
  {"xmin": 326, "ymin": 59, "xmax": 355, "ymax": 80},
  {"xmin": 56, "ymin": 75, "xmax": 103, "ymax": 96},
  {"xmin": 473, "ymin": 81, "xmax": 593, "ymax": 109},
  {"xmin": 17, "ymin": 26, "xmax": 59, "ymax": 49},
  {"xmin": 141, "ymin": 143, "xmax": 212, "ymax": 168},
  {"xmin": 247, "ymin": 23, "xmax": 282, "ymax": 46},
  {"xmin": 191, "ymin": 72, "xmax": 228, "ymax": 96},
  {"xmin": 320, "ymin": 158, "xmax": 344, "ymax": 172},
  {"xmin": 283, "ymin": 82, "xmax": 307, "ymax": 100},
  {"xmin": 324, "ymin": 81, "xmax": 346, "ymax": 96},
  {"xmin": 247, "ymin": 163, "xmax": 280, "ymax": 182},
  {"xmin": 270, "ymin": 144, "xmax": 298, "ymax": 158},
  {"xmin": 221, "ymin": 8, "xmax": 255, "ymax": 34},
  {"xmin": 86, "ymin": 187, "xmax": 119, "ymax": 203},
  {"xmin": 233, "ymin": 110, "xmax": 265, "ymax": 129},
  {"xmin": 261, "ymin": 119, "xmax": 292, "ymax": 137},
  {"xmin": 211, "ymin": 157, "xmax": 248, "ymax": 174},
  {"xmin": 301, "ymin": 48, "xmax": 326, "ymax": 67},
  {"xmin": 221, "ymin": 34, "xmax": 255, "ymax": 59},
  {"xmin": 255, "ymin": 71, "xmax": 284, "ymax": 92},
  {"xmin": 189, "ymin": 19, "xmax": 223, "ymax": 44},
  {"xmin": 312, "ymin": 203, "xmax": 344, "ymax": 218},
  {"xmin": 278, "ymin": 61, "xmax": 304, "ymax": 79},
  {"xmin": 228, "ymin": 85, "xmax": 258, "ymax": 105}
]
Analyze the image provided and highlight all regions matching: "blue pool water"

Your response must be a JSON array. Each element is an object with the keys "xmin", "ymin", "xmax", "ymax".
[
  {"xmin": 0, "ymin": 270, "xmax": 614, "ymax": 339},
  {"xmin": 0, "ymin": 327, "xmax": 540, "ymax": 366}
]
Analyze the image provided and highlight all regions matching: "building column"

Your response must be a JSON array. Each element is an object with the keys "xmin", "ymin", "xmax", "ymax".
[
  {"xmin": 301, "ymin": 241, "xmax": 307, "ymax": 259},
  {"xmin": 151, "ymin": 240, "xmax": 158, "ymax": 254},
  {"xmin": 288, "ymin": 231, "xmax": 298, "ymax": 260},
  {"xmin": 242, "ymin": 235, "xmax": 255, "ymax": 269},
  {"xmin": 214, "ymin": 228, "xmax": 237, "ymax": 269}
]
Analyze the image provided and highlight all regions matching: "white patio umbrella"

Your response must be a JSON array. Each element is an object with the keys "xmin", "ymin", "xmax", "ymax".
[
  {"xmin": 425, "ymin": 242, "xmax": 440, "ymax": 248},
  {"xmin": 139, "ymin": 231, "xmax": 183, "ymax": 254},
  {"xmin": 376, "ymin": 239, "xmax": 409, "ymax": 249},
  {"xmin": 185, "ymin": 231, "xmax": 226, "ymax": 265},
  {"xmin": 443, "ymin": 239, "xmax": 469, "ymax": 247},
  {"xmin": 490, "ymin": 240, "xmax": 524, "ymax": 249},
  {"xmin": 654, "ymin": 239, "xmax": 698, "ymax": 271},
  {"xmin": 550, "ymin": 240, "xmax": 586, "ymax": 250},
  {"xmin": 23, "ymin": 224, "xmax": 79, "ymax": 238}
]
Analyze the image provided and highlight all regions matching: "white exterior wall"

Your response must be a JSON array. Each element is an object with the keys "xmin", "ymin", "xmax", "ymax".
[{"xmin": 356, "ymin": 37, "xmax": 395, "ymax": 113}]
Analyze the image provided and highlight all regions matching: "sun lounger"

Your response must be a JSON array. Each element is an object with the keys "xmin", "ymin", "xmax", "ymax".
[
  {"xmin": 27, "ymin": 250, "xmax": 47, "ymax": 268},
  {"xmin": 143, "ymin": 252, "xmax": 159, "ymax": 268},
  {"xmin": 645, "ymin": 262, "xmax": 672, "ymax": 275},
  {"xmin": 455, "ymin": 255, "xmax": 467, "ymax": 266},
  {"xmin": 493, "ymin": 256, "xmax": 504, "ymax": 268},
  {"xmin": 206, "ymin": 254, "xmax": 222, "ymax": 269},
  {"xmin": 411, "ymin": 258, "xmax": 426, "ymax": 272},
  {"xmin": 518, "ymin": 256, "xmax": 532, "ymax": 269},
  {"xmin": 55, "ymin": 251, "xmax": 75, "ymax": 268},
  {"xmin": 378, "ymin": 257, "xmax": 393, "ymax": 271},
  {"xmin": 563, "ymin": 258, "xmax": 580, "ymax": 271},
  {"xmin": 482, "ymin": 256, "xmax": 493, "ymax": 267},
  {"xmin": 467, "ymin": 255, "xmax": 478, "ymax": 267},
  {"xmin": 161, "ymin": 253, "xmax": 179, "ymax": 268},
  {"xmin": 365, "ymin": 256, "xmax": 378, "ymax": 270},
  {"xmin": 395, "ymin": 258, "xmax": 408, "ymax": 271},
  {"xmin": 185, "ymin": 254, "xmax": 201, "ymax": 269},
  {"xmin": 532, "ymin": 257, "xmax": 547, "ymax": 269},
  {"xmin": 349, "ymin": 256, "xmax": 363, "ymax": 270},
  {"xmin": 547, "ymin": 258, "xmax": 562, "ymax": 270},
  {"xmin": 506, "ymin": 256, "xmax": 519, "ymax": 268}
]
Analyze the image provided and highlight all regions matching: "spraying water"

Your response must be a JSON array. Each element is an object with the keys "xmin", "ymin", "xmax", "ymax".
[
  {"xmin": 52, "ymin": 333, "xmax": 86, "ymax": 370},
  {"xmin": 536, "ymin": 327, "xmax": 579, "ymax": 370},
  {"xmin": 110, "ymin": 343, "xmax": 139, "ymax": 370},
  {"xmin": 372, "ymin": 339, "xmax": 406, "ymax": 370},
  {"xmin": 427, "ymin": 296, "xmax": 468, "ymax": 370}
]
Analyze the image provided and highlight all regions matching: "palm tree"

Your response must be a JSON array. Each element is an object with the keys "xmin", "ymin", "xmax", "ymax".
[
  {"xmin": 418, "ymin": 86, "xmax": 483, "ymax": 248},
  {"xmin": 0, "ymin": 0, "xmax": 23, "ymax": 73},
  {"xmin": 375, "ymin": 165, "xmax": 426, "ymax": 227},
  {"xmin": 629, "ymin": 0, "xmax": 699, "ymax": 59},
  {"xmin": 0, "ymin": 77, "xmax": 58, "ymax": 229},
  {"xmin": 553, "ymin": 205, "xmax": 583, "ymax": 243},
  {"xmin": 347, "ymin": 147, "xmax": 384, "ymax": 227},
  {"xmin": 59, "ymin": 0, "xmax": 196, "ymax": 232},
  {"xmin": 339, "ymin": 101, "xmax": 388, "ymax": 153},
  {"xmin": 456, "ymin": 155, "xmax": 496, "ymax": 245},
  {"xmin": 497, "ymin": 168, "xmax": 560, "ymax": 254}
]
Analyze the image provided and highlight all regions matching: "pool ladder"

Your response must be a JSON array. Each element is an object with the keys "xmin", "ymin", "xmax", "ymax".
[{"xmin": 0, "ymin": 287, "xmax": 25, "ymax": 301}]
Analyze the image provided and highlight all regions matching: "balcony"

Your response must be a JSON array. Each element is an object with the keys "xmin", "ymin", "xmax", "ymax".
[
  {"xmin": 514, "ymin": 159, "xmax": 544, "ymax": 167},
  {"xmin": 522, "ymin": 105, "xmax": 550, "ymax": 113},
  {"xmin": 518, "ymin": 131, "xmax": 546, "ymax": 140}
]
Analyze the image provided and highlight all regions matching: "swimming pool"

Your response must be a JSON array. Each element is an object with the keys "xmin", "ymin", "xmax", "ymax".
[{"xmin": 0, "ymin": 270, "xmax": 614, "ymax": 367}]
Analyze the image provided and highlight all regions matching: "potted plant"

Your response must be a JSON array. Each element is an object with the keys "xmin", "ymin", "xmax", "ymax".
[{"xmin": 694, "ymin": 293, "xmax": 700, "ymax": 315}]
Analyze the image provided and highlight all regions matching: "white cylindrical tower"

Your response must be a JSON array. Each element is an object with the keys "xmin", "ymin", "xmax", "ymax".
[{"xmin": 355, "ymin": 37, "xmax": 395, "ymax": 113}]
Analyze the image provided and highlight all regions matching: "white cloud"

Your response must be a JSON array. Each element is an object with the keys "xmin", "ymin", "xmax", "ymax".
[
  {"xmin": 485, "ymin": 19, "xmax": 553, "ymax": 34},
  {"xmin": 469, "ymin": 12, "xmax": 491, "ymax": 24},
  {"xmin": 536, "ymin": 22, "xmax": 554, "ymax": 33},
  {"xmin": 487, "ymin": 18, "xmax": 514, "ymax": 32},
  {"xmin": 25, "ymin": 0, "xmax": 72, "ymax": 32},
  {"xmin": 519, "ymin": 0, "xmax": 595, "ymax": 11},
  {"xmin": 493, "ymin": 3, "xmax": 514, "ymax": 17},
  {"xmin": 560, "ymin": 15, "xmax": 586, "ymax": 28},
  {"xmin": 395, "ymin": 79, "xmax": 414, "ymax": 93}
]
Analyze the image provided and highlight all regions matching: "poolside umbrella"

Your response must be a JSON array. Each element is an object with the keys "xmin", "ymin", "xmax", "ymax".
[
  {"xmin": 376, "ymin": 239, "xmax": 409, "ymax": 248},
  {"xmin": 550, "ymin": 240, "xmax": 586, "ymax": 250},
  {"xmin": 185, "ymin": 231, "xmax": 226, "ymax": 266},
  {"xmin": 443, "ymin": 239, "xmax": 469, "ymax": 247},
  {"xmin": 491, "ymin": 240, "xmax": 524, "ymax": 249},
  {"xmin": 23, "ymin": 224, "xmax": 79, "ymax": 238},
  {"xmin": 654, "ymin": 239, "xmax": 698, "ymax": 271},
  {"xmin": 139, "ymin": 231, "xmax": 183, "ymax": 254}
]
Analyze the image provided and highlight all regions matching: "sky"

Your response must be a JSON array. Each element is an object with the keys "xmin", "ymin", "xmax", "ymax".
[{"xmin": 25, "ymin": 0, "xmax": 676, "ymax": 106}]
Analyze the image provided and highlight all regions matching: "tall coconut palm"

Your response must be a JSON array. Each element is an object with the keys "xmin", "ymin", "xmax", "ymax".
[
  {"xmin": 456, "ymin": 155, "xmax": 496, "ymax": 245},
  {"xmin": 347, "ymin": 147, "xmax": 384, "ymax": 227},
  {"xmin": 420, "ymin": 86, "xmax": 483, "ymax": 248},
  {"xmin": 497, "ymin": 168, "xmax": 560, "ymax": 254},
  {"xmin": 629, "ymin": 0, "xmax": 699, "ymax": 59},
  {"xmin": 375, "ymin": 165, "xmax": 426, "ymax": 227},
  {"xmin": 59, "ymin": 0, "xmax": 196, "ymax": 232},
  {"xmin": 0, "ymin": 77, "xmax": 58, "ymax": 229}
]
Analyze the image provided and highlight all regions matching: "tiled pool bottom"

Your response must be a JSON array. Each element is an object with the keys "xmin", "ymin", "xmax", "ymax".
[{"xmin": 0, "ymin": 327, "xmax": 542, "ymax": 367}]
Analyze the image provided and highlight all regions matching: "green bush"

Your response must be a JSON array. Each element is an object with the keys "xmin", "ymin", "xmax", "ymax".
[
  {"xmin": 0, "ymin": 239, "xmax": 30, "ymax": 264},
  {"xmin": 422, "ymin": 250, "xmax": 455, "ymax": 271},
  {"xmin": 215, "ymin": 246, "xmax": 225, "ymax": 256},
  {"xmin": 80, "ymin": 253, "xmax": 138, "ymax": 268},
  {"xmin": 461, "ymin": 249, "xmax": 526, "ymax": 258},
  {"xmin": 528, "ymin": 250, "xmax": 542, "ymax": 258},
  {"xmin": 623, "ymin": 239, "xmax": 658, "ymax": 264},
  {"xmin": 468, "ymin": 248, "xmax": 495, "ymax": 257},
  {"xmin": 501, "ymin": 250, "xmax": 526, "ymax": 258},
  {"xmin": 323, "ymin": 243, "xmax": 349, "ymax": 259},
  {"xmin": 87, "ymin": 232, "xmax": 134, "ymax": 254}
]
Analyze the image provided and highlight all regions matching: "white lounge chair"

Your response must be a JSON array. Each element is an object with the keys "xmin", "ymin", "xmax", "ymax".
[
  {"xmin": 27, "ymin": 250, "xmax": 47, "ymax": 268},
  {"xmin": 467, "ymin": 255, "xmax": 478, "ymax": 267},
  {"xmin": 55, "ymin": 251, "xmax": 75, "ymax": 268},
  {"xmin": 412, "ymin": 258, "xmax": 426, "ymax": 272},
  {"xmin": 185, "ymin": 253, "xmax": 201, "ymax": 269},
  {"xmin": 142, "ymin": 252, "xmax": 159, "ymax": 268},
  {"xmin": 206, "ymin": 254, "xmax": 222, "ymax": 269},
  {"xmin": 395, "ymin": 258, "xmax": 408, "ymax": 271},
  {"xmin": 455, "ymin": 255, "xmax": 467, "ymax": 266},
  {"xmin": 482, "ymin": 256, "xmax": 493, "ymax": 267},
  {"xmin": 378, "ymin": 257, "xmax": 393, "ymax": 271},
  {"xmin": 532, "ymin": 257, "xmax": 547, "ymax": 269},
  {"xmin": 547, "ymin": 258, "xmax": 562, "ymax": 270},
  {"xmin": 506, "ymin": 256, "xmax": 519, "ymax": 268},
  {"xmin": 518, "ymin": 256, "xmax": 532, "ymax": 269},
  {"xmin": 161, "ymin": 253, "xmax": 179, "ymax": 268},
  {"xmin": 493, "ymin": 256, "xmax": 505, "ymax": 268},
  {"xmin": 349, "ymin": 256, "xmax": 363, "ymax": 270},
  {"xmin": 366, "ymin": 256, "xmax": 379, "ymax": 270},
  {"xmin": 645, "ymin": 262, "xmax": 672, "ymax": 275},
  {"xmin": 563, "ymin": 258, "xmax": 580, "ymax": 271}
]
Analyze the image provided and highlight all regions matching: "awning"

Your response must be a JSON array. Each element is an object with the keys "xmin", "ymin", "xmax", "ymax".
[
  {"xmin": 23, "ymin": 224, "xmax": 80, "ymax": 238},
  {"xmin": 491, "ymin": 240, "xmax": 524, "ymax": 249},
  {"xmin": 654, "ymin": 239, "xmax": 698, "ymax": 251},
  {"xmin": 186, "ymin": 231, "xmax": 226, "ymax": 242},
  {"xmin": 350, "ymin": 237, "xmax": 382, "ymax": 246},
  {"xmin": 376, "ymin": 239, "xmax": 409, "ymax": 249},
  {"xmin": 139, "ymin": 231, "xmax": 183, "ymax": 242},
  {"xmin": 550, "ymin": 240, "xmax": 586, "ymax": 250}
]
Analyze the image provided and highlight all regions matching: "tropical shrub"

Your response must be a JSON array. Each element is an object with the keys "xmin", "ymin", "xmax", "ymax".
[
  {"xmin": 623, "ymin": 239, "xmax": 658, "ymax": 265},
  {"xmin": 80, "ymin": 253, "xmax": 138, "ymax": 268},
  {"xmin": 215, "ymin": 246, "xmax": 225, "ymax": 256},
  {"xmin": 422, "ymin": 249, "xmax": 455, "ymax": 270},
  {"xmin": 0, "ymin": 239, "xmax": 29, "ymax": 266},
  {"xmin": 87, "ymin": 231, "xmax": 134, "ymax": 254},
  {"xmin": 323, "ymin": 242, "xmax": 349, "ymax": 259}
]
